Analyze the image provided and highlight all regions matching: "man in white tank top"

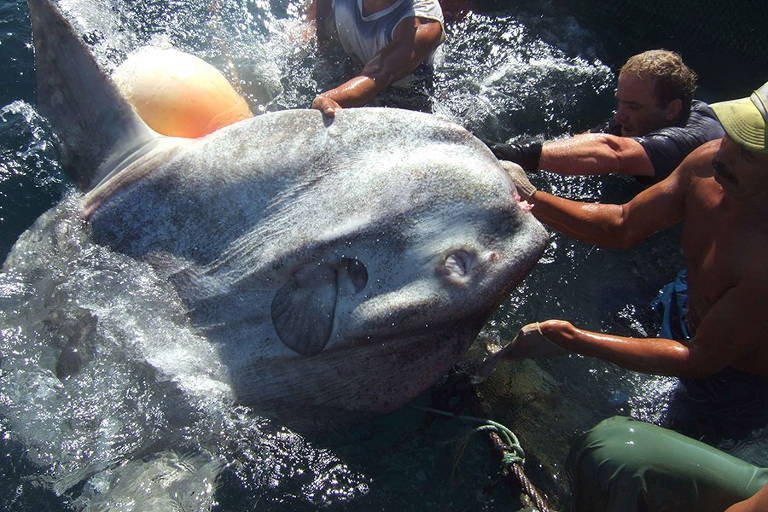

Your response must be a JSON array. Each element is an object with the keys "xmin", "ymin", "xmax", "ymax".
[{"xmin": 306, "ymin": 0, "xmax": 445, "ymax": 116}]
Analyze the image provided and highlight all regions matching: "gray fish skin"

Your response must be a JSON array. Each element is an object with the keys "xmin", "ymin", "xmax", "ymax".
[
  {"xmin": 27, "ymin": 0, "xmax": 548, "ymax": 428},
  {"xmin": 85, "ymin": 108, "xmax": 548, "ymax": 425}
]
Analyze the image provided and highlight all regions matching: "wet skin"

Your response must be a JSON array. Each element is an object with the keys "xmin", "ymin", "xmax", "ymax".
[
  {"xmin": 307, "ymin": 0, "xmax": 443, "ymax": 115},
  {"xmin": 614, "ymin": 72, "xmax": 682, "ymax": 137},
  {"xmin": 535, "ymin": 71, "xmax": 685, "ymax": 176},
  {"xmin": 508, "ymin": 136, "xmax": 768, "ymax": 379}
]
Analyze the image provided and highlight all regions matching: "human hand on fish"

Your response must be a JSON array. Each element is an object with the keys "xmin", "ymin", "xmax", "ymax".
[
  {"xmin": 311, "ymin": 93, "xmax": 341, "ymax": 116},
  {"xmin": 498, "ymin": 160, "xmax": 537, "ymax": 200},
  {"xmin": 473, "ymin": 321, "xmax": 569, "ymax": 383}
]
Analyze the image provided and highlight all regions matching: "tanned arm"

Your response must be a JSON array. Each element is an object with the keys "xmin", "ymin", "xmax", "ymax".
[
  {"xmin": 491, "ymin": 145, "xmax": 764, "ymax": 379},
  {"xmin": 725, "ymin": 486, "xmax": 768, "ymax": 512},
  {"xmin": 539, "ymin": 133, "xmax": 655, "ymax": 176},
  {"xmin": 312, "ymin": 17, "xmax": 442, "ymax": 115},
  {"xmin": 528, "ymin": 161, "xmax": 685, "ymax": 248},
  {"xmin": 535, "ymin": 272, "xmax": 768, "ymax": 378},
  {"xmin": 507, "ymin": 145, "xmax": 766, "ymax": 378}
]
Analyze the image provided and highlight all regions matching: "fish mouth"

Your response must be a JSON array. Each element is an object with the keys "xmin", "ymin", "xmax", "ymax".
[
  {"xmin": 237, "ymin": 318, "xmax": 486, "ymax": 421},
  {"xmin": 516, "ymin": 198, "xmax": 534, "ymax": 211}
]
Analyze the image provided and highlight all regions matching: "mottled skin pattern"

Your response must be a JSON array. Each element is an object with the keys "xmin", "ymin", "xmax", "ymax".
[
  {"xmin": 27, "ymin": 0, "xmax": 548, "ymax": 428},
  {"xmin": 85, "ymin": 109, "xmax": 548, "ymax": 427}
]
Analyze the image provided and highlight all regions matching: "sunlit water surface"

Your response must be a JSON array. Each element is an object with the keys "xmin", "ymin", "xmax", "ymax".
[{"xmin": 2, "ymin": 0, "xmax": 766, "ymax": 511}]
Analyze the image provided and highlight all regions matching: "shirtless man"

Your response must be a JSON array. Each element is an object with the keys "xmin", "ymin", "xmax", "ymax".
[
  {"xmin": 491, "ymin": 81, "xmax": 768, "ymax": 438},
  {"xmin": 306, "ymin": 0, "xmax": 444, "ymax": 116},
  {"xmin": 491, "ymin": 50, "xmax": 724, "ymax": 181}
]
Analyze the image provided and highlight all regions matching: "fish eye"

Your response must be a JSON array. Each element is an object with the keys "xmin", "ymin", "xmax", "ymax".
[{"xmin": 338, "ymin": 257, "xmax": 368, "ymax": 295}]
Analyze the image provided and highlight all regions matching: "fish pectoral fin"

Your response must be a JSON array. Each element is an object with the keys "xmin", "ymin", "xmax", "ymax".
[{"xmin": 271, "ymin": 264, "xmax": 338, "ymax": 356}]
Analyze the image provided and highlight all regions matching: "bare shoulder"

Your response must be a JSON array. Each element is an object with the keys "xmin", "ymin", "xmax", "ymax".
[
  {"xmin": 392, "ymin": 15, "xmax": 443, "ymax": 45},
  {"xmin": 681, "ymin": 139, "xmax": 721, "ymax": 178}
]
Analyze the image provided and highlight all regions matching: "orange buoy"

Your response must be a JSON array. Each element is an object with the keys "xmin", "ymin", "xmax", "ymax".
[{"xmin": 113, "ymin": 47, "xmax": 253, "ymax": 138}]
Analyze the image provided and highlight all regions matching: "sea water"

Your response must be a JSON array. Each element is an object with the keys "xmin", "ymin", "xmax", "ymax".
[{"xmin": 1, "ymin": 0, "xmax": 765, "ymax": 511}]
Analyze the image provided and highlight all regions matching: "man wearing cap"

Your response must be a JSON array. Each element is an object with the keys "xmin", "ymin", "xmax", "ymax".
[
  {"xmin": 306, "ymin": 0, "xmax": 445, "ymax": 116},
  {"xmin": 490, "ymin": 50, "xmax": 724, "ymax": 182},
  {"xmin": 488, "ymin": 81, "xmax": 768, "ymax": 440}
]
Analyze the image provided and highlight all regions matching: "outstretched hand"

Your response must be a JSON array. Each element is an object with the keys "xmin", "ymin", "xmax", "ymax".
[
  {"xmin": 312, "ymin": 94, "xmax": 341, "ymax": 117},
  {"xmin": 473, "ymin": 322, "xmax": 568, "ymax": 382},
  {"xmin": 503, "ymin": 322, "xmax": 568, "ymax": 359}
]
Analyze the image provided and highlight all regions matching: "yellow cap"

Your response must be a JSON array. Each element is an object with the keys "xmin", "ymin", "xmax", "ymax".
[{"xmin": 710, "ymin": 81, "xmax": 768, "ymax": 153}]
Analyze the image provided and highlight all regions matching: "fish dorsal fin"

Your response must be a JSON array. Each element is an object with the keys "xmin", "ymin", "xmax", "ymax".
[{"xmin": 27, "ymin": 0, "xmax": 158, "ymax": 191}]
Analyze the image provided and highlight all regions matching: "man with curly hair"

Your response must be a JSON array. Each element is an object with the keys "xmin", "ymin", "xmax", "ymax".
[
  {"xmin": 492, "ymin": 81, "xmax": 768, "ymax": 442},
  {"xmin": 491, "ymin": 50, "xmax": 724, "ymax": 182}
]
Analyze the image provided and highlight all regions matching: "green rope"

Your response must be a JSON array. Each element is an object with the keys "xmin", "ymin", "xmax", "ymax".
[
  {"xmin": 413, "ymin": 406, "xmax": 526, "ymax": 467},
  {"xmin": 415, "ymin": 405, "xmax": 556, "ymax": 511},
  {"xmin": 475, "ymin": 422, "xmax": 525, "ymax": 466}
]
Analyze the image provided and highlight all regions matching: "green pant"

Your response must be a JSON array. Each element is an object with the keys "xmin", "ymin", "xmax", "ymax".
[{"xmin": 567, "ymin": 416, "xmax": 768, "ymax": 512}]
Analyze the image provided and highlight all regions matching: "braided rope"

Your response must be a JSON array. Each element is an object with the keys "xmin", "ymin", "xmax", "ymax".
[{"xmin": 415, "ymin": 406, "xmax": 555, "ymax": 512}]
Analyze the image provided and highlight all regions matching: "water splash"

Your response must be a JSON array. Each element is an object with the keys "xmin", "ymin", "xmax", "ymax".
[
  {"xmin": 0, "ymin": 0, "xmax": 705, "ymax": 510},
  {"xmin": 0, "ymin": 101, "xmax": 68, "ymax": 258},
  {"xmin": 432, "ymin": 11, "xmax": 614, "ymax": 142},
  {"xmin": 0, "ymin": 194, "xmax": 370, "ymax": 510}
]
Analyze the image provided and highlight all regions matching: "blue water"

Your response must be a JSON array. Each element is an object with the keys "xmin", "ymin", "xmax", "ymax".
[{"xmin": 1, "ymin": 1, "xmax": 764, "ymax": 511}]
